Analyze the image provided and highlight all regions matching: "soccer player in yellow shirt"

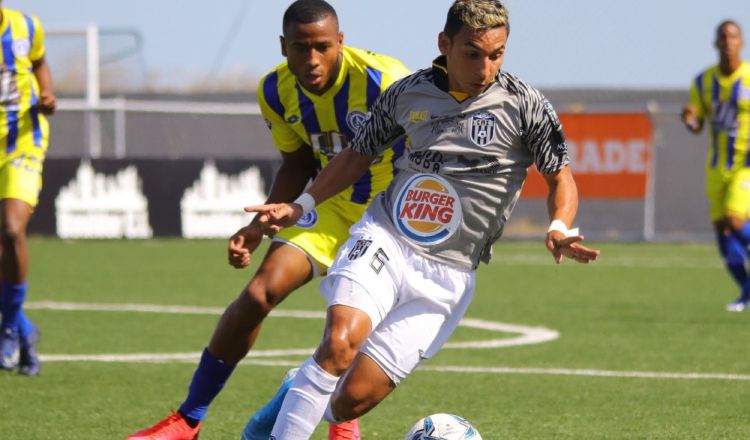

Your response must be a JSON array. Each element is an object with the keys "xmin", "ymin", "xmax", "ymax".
[
  {"xmin": 0, "ymin": 2, "xmax": 55, "ymax": 376},
  {"xmin": 683, "ymin": 20, "xmax": 750, "ymax": 312},
  {"xmin": 126, "ymin": 1, "xmax": 409, "ymax": 439}
]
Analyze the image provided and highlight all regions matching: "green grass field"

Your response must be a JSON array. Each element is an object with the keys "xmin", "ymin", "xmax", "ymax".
[{"xmin": 2, "ymin": 238, "xmax": 749, "ymax": 439}]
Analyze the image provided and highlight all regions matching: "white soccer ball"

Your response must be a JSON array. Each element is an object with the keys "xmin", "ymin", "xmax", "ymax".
[{"xmin": 404, "ymin": 413, "xmax": 482, "ymax": 440}]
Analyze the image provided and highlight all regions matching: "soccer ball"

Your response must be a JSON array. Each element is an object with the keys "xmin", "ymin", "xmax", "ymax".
[{"xmin": 404, "ymin": 413, "xmax": 482, "ymax": 440}]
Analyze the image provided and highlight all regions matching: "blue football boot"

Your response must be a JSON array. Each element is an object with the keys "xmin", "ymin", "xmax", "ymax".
[
  {"xmin": 726, "ymin": 298, "xmax": 749, "ymax": 312},
  {"xmin": 241, "ymin": 367, "xmax": 299, "ymax": 440},
  {"xmin": 0, "ymin": 327, "xmax": 19, "ymax": 370},
  {"xmin": 18, "ymin": 323, "xmax": 40, "ymax": 376}
]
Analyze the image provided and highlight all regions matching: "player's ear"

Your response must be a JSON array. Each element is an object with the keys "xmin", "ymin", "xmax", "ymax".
[
  {"xmin": 280, "ymin": 35, "xmax": 287, "ymax": 57},
  {"xmin": 438, "ymin": 32, "xmax": 450, "ymax": 56}
]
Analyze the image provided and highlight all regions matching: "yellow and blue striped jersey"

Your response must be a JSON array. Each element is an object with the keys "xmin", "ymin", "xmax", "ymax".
[
  {"xmin": 689, "ymin": 61, "xmax": 750, "ymax": 171},
  {"xmin": 257, "ymin": 46, "xmax": 410, "ymax": 205},
  {"xmin": 0, "ymin": 8, "xmax": 47, "ymax": 154}
]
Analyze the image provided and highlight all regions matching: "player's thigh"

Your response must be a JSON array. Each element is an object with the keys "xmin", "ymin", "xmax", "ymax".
[
  {"xmin": 723, "ymin": 168, "xmax": 750, "ymax": 218},
  {"xmin": 361, "ymin": 256, "xmax": 476, "ymax": 386},
  {"xmin": 274, "ymin": 197, "xmax": 364, "ymax": 270},
  {"xmin": 0, "ymin": 149, "xmax": 44, "ymax": 209},
  {"xmin": 245, "ymin": 241, "xmax": 315, "ymax": 305},
  {"xmin": 321, "ymin": 213, "xmax": 404, "ymax": 330}
]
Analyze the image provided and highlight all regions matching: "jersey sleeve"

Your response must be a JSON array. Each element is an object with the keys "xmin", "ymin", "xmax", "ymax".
[
  {"xmin": 379, "ymin": 59, "xmax": 411, "ymax": 91},
  {"xmin": 350, "ymin": 76, "xmax": 408, "ymax": 156},
  {"xmin": 257, "ymin": 74, "xmax": 304, "ymax": 153},
  {"xmin": 520, "ymin": 88, "xmax": 570, "ymax": 174},
  {"xmin": 29, "ymin": 15, "xmax": 45, "ymax": 61},
  {"xmin": 688, "ymin": 77, "xmax": 705, "ymax": 121}
]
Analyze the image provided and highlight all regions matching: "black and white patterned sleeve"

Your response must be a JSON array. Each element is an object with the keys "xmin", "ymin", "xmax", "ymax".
[
  {"xmin": 349, "ymin": 74, "xmax": 412, "ymax": 156},
  {"xmin": 519, "ymin": 86, "xmax": 570, "ymax": 174}
]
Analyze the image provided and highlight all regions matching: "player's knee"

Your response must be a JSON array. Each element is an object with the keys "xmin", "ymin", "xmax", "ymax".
[
  {"xmin": 241, "ymin": 278, "xmax": 280, "ymax": 316},
  {"xmin": 724, "ymin": 215, "xmax": 747, "ymax": 233},
  {"xmin": 318, "ymin": 333, "xmax": 358, "ymax": 375},
  {"xmin": 0, "ymin": 219, "xmax": 26, "ymax": 244}
]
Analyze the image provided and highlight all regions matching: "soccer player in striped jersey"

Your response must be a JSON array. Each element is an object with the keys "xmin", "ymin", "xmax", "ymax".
[
  {"xmin": 125, "ymin": 1, "xmax": 408, "ymax": 439},
  {"xmin": 683, "ymin": 20, "xmax": 750, "ymax": 312},
  {"xmin": 0, "ymin": 2, "xmax": 55, "ymax": 376},
  {"xmin": 245, "ymin": 1, "xmax": 598, "ymax": 438}
]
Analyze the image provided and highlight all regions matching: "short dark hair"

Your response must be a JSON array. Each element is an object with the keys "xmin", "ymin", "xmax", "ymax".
[
  {"xmin": 444, "ymin": 0, "xmax": 509, "ymax": 39},
  {"xmin": 283, "ymin": 0, "xmax": 339, "ymax": 35},
  {"xmin": 716, "ymin": 20, "xmax": 742, "ymax": 37}
]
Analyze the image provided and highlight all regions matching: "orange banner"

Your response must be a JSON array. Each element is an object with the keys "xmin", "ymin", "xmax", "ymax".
[{"xmin": 522, "ymin": 113, "xmax": 653, "ymax": 199}]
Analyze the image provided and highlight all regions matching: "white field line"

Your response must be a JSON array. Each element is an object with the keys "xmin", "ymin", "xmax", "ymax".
[
  {"xmin": 36, "ymin": 354, "xmax": 750, "ymax": 382},
  {"xmin": 27, "ymin": 301, "xmax": 750, "ymax": 382},
  {"xmin": 26, "ymin": 301, "xmax": 559, "ymax": 350}
]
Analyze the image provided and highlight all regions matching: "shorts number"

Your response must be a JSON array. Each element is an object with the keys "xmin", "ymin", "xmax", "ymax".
[{"xmin": 370, "ymin": 248, "xmax": 389, "ymax": 274}]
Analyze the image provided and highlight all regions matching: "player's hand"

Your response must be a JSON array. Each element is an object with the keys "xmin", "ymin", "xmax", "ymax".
[
  {"xmin": 38, "ymin": 93, "xmax": 57, "ymax": 115},
  {"xmin": 545, "ymin": 231, "xmax": 600, "ymax": 264},
  {"xmin": 244, "ymin": 202, "xmax": 303, "ymax": 235},
  {"xmin": 227, "ymin": 224, "xmax": 263, "ymax": 269},
  {"xmin": 681, "ymin": 107, "xmax": 701, "ymax": 133}
]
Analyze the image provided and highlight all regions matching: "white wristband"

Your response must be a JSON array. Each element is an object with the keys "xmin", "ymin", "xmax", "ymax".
[
  {"xmin": 548, "ymin": 219, "xmax": 580, "ymax": 237},
  {"xmin": 293, "ymin": 192, "xmax": 316, "ymax": 216}
]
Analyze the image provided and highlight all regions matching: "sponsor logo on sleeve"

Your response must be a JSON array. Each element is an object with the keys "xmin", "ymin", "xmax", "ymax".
[
  {"xmin": 392, "ymin": 174, "xmax": 462, "ymax": 245},
  {"xmin": 468, "ymin": 111, "xmax": 496, "ymax": 146}
]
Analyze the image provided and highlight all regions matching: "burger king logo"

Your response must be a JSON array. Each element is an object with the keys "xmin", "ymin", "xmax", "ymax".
[{"xmin": 392, "ymin": 174, "xmax": 462, "ymax": 245}]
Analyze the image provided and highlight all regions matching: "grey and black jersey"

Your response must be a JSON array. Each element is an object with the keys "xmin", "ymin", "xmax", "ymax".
[{"xmin": 350, "ymin": 56, "xmax": 570, "ymax": 270}]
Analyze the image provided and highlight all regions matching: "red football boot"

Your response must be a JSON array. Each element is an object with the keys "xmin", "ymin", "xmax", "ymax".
[
  {"xmin": 126, "ymin": 411, "xmax": 201, "ymax": 440},
  {"xmin": 328, "ymin": 419, "xmax": 361, "ymax": 440}
]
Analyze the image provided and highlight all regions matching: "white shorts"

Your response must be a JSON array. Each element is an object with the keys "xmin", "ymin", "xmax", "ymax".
[{"xmin": 320, "ymin": 212, "xmax": 476, "ymax": 385}]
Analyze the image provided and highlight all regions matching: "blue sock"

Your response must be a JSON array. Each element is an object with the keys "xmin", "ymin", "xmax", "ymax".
[
  {"xmin": 719, "ymin": 233, "xmax": 748, "ymax": 287},
  {"xmin": 0, "ymin": 281, "xmax": 27, "ymax": 334},
  {"xmin": 733, "ymin": 221, "xmax": 750, "ymax": 248},
  {"xmin": 178, "ymin": 348, "xmax": 236, "ymax": 422}
]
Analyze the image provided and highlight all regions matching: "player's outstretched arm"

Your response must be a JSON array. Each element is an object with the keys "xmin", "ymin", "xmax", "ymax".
[
  {"xmin": 227, "ymin": 147, "xmax": 316, "ymax": 268},
  {"xmin": 246, "ymin": 147, "xmax": 376, "ymax": 234},
  {"xmin": 542, "ymin": 167, "xmax": 600, "ymax": 264}
]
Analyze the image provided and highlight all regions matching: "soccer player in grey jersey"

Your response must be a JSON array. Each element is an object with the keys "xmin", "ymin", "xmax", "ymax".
[{"xmin": 246, "ymin": 1, "xmax": 600, "ymax": 438}]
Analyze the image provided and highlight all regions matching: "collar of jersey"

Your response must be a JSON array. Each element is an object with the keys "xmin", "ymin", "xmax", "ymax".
[
  {"xmin": 295, "ymin": 51, "xmax": 349, "ymax": 101},
  {"xmin": 431, "ymin": 55, "xmax": 501, "ymax": 97},
  {"xmin": 714, "ymin": 60, "xmax": 750, "ymax": 83}
]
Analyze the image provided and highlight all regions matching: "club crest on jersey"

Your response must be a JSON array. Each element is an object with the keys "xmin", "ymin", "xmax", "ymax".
[
  {"xmin": 392, "ymin": 174, "xmax": 462, "ymax": 245},
  {"xmin": 13, "ymin": 39, "xmax": 30, "ymax": 57},
  {"xmin": 346, "ymin": 110, "xmax": 367, "ymax": 132},
  {"xmin": 469, "ymin": 111, "xmax": 496, "ymax": 147},
  {"xmin": 295, "ymin": 209, "xmax": 318, "ymax": 229}
]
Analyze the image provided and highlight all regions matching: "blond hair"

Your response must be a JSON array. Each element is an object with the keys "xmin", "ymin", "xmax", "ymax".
[{"xmin": 444, "ymin": 0, "xmax": 510, "ymax": 37}]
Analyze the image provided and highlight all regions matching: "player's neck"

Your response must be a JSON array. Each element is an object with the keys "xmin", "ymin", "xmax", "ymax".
[{"xmin": 719, "ymin": 56, "xmax": 742, "ymax": 76}]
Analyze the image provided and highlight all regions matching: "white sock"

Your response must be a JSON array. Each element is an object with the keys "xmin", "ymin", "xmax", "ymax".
[{"xmin": 270, "ymin": 357, "xmax": 340, "ymax": 439}]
